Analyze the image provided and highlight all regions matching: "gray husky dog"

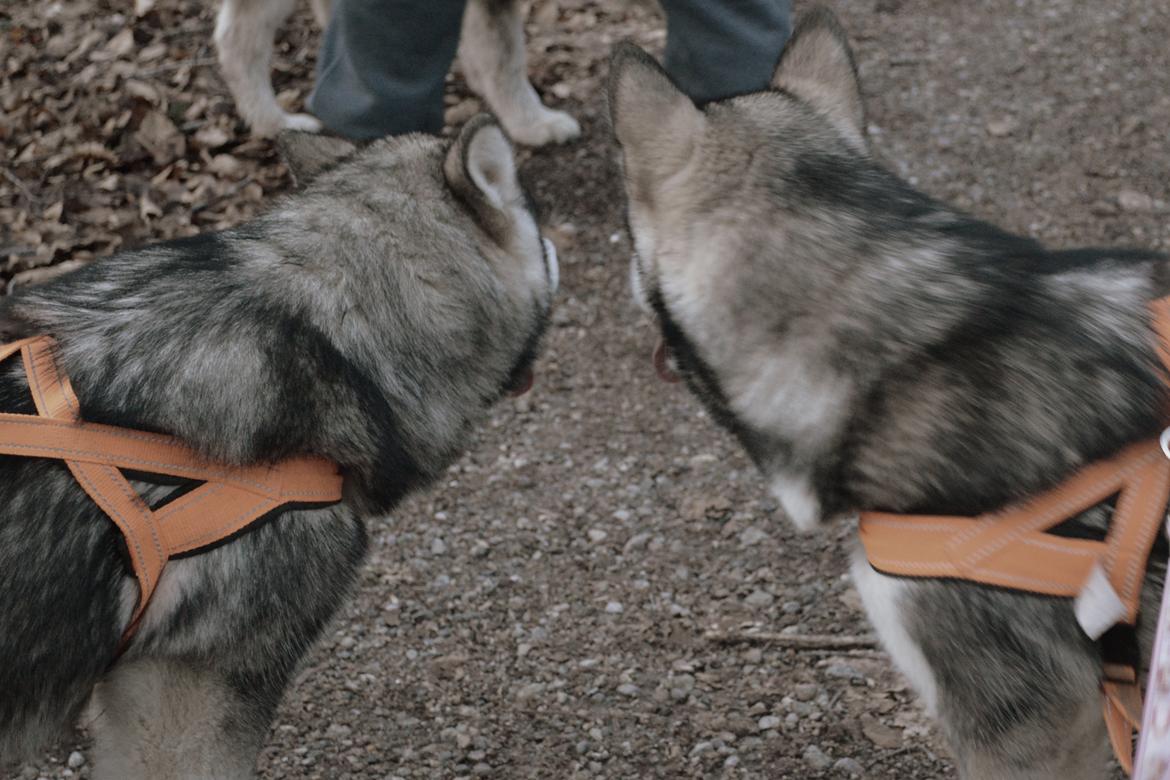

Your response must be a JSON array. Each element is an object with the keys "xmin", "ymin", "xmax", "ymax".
[
  {"xmin": 610, "ymin": 9, "xmax": 1166, "ymax": 779},
  {"xmin": 0, "ymin": 115, "xmax": 556, "ymax": 778}
]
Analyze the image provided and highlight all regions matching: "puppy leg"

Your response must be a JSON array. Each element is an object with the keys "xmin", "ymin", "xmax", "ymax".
[
  {"xmin": 88, "ymin": 658, "xmax": 275, "ymax": 780},
  {"xmin": 308, "ymin": 0, "xmax": 332, "ymax": 29},
  {"xmin": 214, "ymin": 0, "xmax": 323, "ymax": 137},
  {"xmin": 459, "ymin": 0, "xmax": 580, "ymax": 146}
]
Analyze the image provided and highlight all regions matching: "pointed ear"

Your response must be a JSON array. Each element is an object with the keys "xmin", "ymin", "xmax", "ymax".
[
  {"xmin": 607, "ymin": 42, "xmax": 703, "ymax": 191},
  {"xmin": 771, "ymin": 7, "xmax": 866, "ymax": 149},
  {"xmin": 444, "ymin": 114, "xmax": 522, "ymax": 241},
  {"xmin": 277, "ymin": 131, "xmax": 357, "ymax": 187}
]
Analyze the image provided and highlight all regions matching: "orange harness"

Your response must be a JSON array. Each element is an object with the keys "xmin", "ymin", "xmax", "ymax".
[
  {"xmin": 0, "ymin": 336, "xmax": 344, "ymax": 638},
  {"xmin": 859, "ymin": 297, "xmax": 1170, "ymax": 774}
]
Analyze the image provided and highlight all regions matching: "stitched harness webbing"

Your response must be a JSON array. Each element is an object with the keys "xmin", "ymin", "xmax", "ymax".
[
  {"xmin": 858, "ymin": 296, "xmax": 1170, "ymax": 775},
  {"xmin": 0, "ymin": 336, "xmax": 344, "ymax": 638}
]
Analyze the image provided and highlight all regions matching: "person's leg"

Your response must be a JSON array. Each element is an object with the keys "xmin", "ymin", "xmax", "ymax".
[
  {"xmin": 308, "ymin": 0, "xmax": 468, "ymax": 140},
  {"xmin": 658, "ymin": 0, "xmax": 792, "ymax": 103}
]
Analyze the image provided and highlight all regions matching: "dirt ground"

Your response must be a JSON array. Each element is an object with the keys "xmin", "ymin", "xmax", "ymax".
[{"xmin": 3, "ymin": 0, "xmax": 1170, "ymax": 777}]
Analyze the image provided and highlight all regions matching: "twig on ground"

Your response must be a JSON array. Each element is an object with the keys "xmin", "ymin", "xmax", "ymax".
[
  {"xmin": 139, "ymin": 56, "xmax": 217, "ymax": 78},
  {"xmin": 703, "ymin": 631, "xmax": 879, "ymax": 650},
  {"xmin": 192, "ymin": 176, "xmax": 255, "ymax": 215},
  {"xmin": 2, "ymin": 168, "xmax": 38, "ymax": 206}
]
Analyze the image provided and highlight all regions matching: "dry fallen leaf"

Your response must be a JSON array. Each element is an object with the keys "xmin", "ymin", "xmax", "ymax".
[
  {"xmin": 135, "ymin": 110, "xmax": 186, "ymax": 165},
  {"xmin": 92, "ymin": 27, "xmax": 135, "ymax": 62}
]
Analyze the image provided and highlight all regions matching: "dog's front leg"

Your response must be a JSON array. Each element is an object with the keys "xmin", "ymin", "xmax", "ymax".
[
  {"xmin": 458, "ymin": 0, "xmax": 580, "ymax": 146},
  {"xmin": 215, "ymin": 0, "xmax": 324, "ymax": 137},
  {"xmin": 88, "ymin": 658, "xmax": 274, "ymax": 780}
]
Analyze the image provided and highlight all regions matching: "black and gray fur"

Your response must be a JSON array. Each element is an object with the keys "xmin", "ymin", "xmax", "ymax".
[
  {"xmin": 609, "ymin": 9, "xmax": 1167, "ymax": 779},
  {"xmin": 0, "ymin": 115, "xmax": 557, "ymax": 778}
]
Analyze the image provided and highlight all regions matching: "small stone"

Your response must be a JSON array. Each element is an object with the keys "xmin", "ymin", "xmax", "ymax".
[
  {"xmin": 1089, "ymin": 200, "xmax": 1120, "ymax": 217},
  {"xmin": 515, "ymin": 682, "xmax": 545, "ymax": 701},
  {"xmin": 325, "ymin": 722, "xmax": 351, "ymax": 739},
  {"xmin": 745, "ymin": 590, "xmax": 775, "ymax": 608},
  {"xmin": 803, "ymin": 744, "xmax": 833, "ymax": 770},
  {"xmin": 605, "ymin": 601, "xmax": 624, "ymax": 614},
  {"xmin": 824, "ymin": 663, "xmax": 863, "ymax": 681},
  {"xmin": 834, "ymin": 756, "xmax": 866, "ymax": 776},
  {"xmin": 430, "ymin": 537, "xmax": 447, "ymax": 555},
  {"xmin": 794, "ymin": 683, "xmax": 818, "ymax": 701},
  {"xmin": 724, "ymin": 755, "xmax": 740, "ymax": 768},
  {"xmin": 67, "ymin": 752, "xmax": 85, "ymax": 769},
  {"xmin": 861, "ymin": 715, "xmax": 904, "ymax": 749},
  {"xmin": 587, "ymin": 528, "xmax": 608, "ymax": 543},
  {"xmin": 986, "ymin": 117, "xmax": 1018, "ymax": 137},
  {"xmin": 472, "ymin": 762, "xmax": 492, "ymax": 776},
  {"xmin": 617, "ymin": 683, "xmax": 640, "ymax": 697},
  {"xmin": 757, "ymin": 715, "xmax": 782, "ymax": 731},
  {"xmin": 623, "ymin": 532, "xmax": 652, "ymax": 555},
  {"xmin": 738, "ymin": 526, "xmax": 770, "ymax": 546},
  {"xmin": 781, "ymin": 600, "xmax": 802, "ymax": 614},
  {"xmin": 1118, "ymin": 189, "xmax": 1155, "ymax": 212}
]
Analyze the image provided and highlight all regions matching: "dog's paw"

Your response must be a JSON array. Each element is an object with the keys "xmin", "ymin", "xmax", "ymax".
[
  {"xmin": 280, "ymin": 112, "xmax": 324, "ymax": 134},
  {"xmin": 506, "ymin": 109, "xmax": 581, "ymax": 147},
  {"xmin": 249, "ymin": 112, "xmax": 323, "ymax": 138}
]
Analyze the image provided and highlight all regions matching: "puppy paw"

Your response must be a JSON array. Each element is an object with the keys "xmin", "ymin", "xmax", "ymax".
[
  {"xmin": 249, "ymin": 112, "xmax": 323, "ymax": 138},
  {"xmin": 506, "ymin": 108, "xmax": 581, "ymax": 147},
  {"xmin": 280, "ymin": 112, "xmax": 324, "ymax": 134}
]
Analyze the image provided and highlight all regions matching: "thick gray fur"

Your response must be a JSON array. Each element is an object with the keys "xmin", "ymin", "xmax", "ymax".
[
  {"xmin": 0, "ymin": 115, "xmax": 555, "ymax": 778},
  {"xmin": 609, "ymin": 9, "xmax": 1167, "ymax": 779}
]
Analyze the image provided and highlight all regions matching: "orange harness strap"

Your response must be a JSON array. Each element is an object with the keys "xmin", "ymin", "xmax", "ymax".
[
  {"xmin": 0, "ymin": 336, "xmax": 344, "ymax": 632},
  {"xmin": 859, "ymin": 439, "xmax": 1169, "ymax": 609},
  {"xmin": 858, "ymin": 296, "xmax": 1170, "ymax": 775}
]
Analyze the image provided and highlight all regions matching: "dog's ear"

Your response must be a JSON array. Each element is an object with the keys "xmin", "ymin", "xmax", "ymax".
[
  {"xmin": 771, "ymin": 7, "xmax": 866, "ymax": 150},
  {"xmin": 444, "ymin": 114, "xmax": 522, "ymax": 242},
  {"xmin": 607, "ymin": 42, "xmax": 703, "ymax": 190},
  {"xmin": 277, "ymin": 131, "xmax": 357, "ymax": 187}
]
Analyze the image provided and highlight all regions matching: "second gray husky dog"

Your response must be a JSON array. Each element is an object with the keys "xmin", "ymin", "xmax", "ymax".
[
  {"xmin": 0, "ymin": 115, "xmax": 556, "ymax": 778},
  {"xmin": 610, "ymin": 9, "xmax": 1166, "ymax": 779}
]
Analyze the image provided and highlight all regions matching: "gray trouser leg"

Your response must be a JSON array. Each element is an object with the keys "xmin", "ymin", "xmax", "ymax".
[
  {"xmin": 308, "ymin": 0, "xmax": 468, "ymax": 139},
  {"xmin": 659, "ymin": 0, "xmax": 793, "ymax": 103}
]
